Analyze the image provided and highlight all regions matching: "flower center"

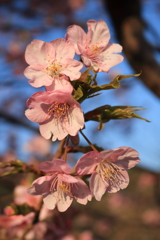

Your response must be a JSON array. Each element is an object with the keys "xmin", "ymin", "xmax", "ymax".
[
  {"xmin": 97, "ymin": 160, "xmax": 124, "ymax": 185},
  {"xmin": 48, "ymin": 102, "xmax": 70, "ymax": 124},
  {"xmin": 90, "ymin": 44, "xmax": 102, "ymax": 55},
  {"xmin": 50, "ymin": 177, "xmax": 73, "ymax": 198},
  {"xmin": 46, "ymin": 60, "xmax": 63, "ymax": 78}
]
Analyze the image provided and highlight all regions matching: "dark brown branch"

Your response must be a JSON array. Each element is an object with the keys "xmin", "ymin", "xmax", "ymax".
[{"xmin": 104, "ymin": 0, "xmax": 160, "ymax": 98}]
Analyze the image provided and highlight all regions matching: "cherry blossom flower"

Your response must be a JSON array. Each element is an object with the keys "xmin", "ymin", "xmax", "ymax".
[
  {"xmin": 66, "ymin": 19, "xmax": 123, "ymax": 72},
  {"xmin": 27, "ymin": 159, "xmax": 92, "ymax": 212},
  {"xmin": 75, "ymin": 147, "xmax": 140, "ymax": 201},
  {"xmin": 24, "ymin": 38, "xmax": 83, "ymax": 90},
  {"xmin": 25, "ymin": 90, "xmax": 84, "ymax": 141}
]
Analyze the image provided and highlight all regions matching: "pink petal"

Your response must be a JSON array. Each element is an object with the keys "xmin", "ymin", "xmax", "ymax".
[
  {"xmin": 44, "ymin": 91, "xmax": 77, "ymax": 105},
  {"xmin": 43, "ymin": 192, "xmax": 57, "ymax": 210},
  {"xmin": 60, "ymin": 174, "xmax": 78, "ymax": 183},
  {"xmin": 106, "ymin": 170, "xmax": 129, "ymax": 193},
  {"xmin": 66, "ymin": 25, "xmax": 87, "ymax": 54},
  {"xmin": 100, "ymin": 149, "xmax": 126, "ymax": 162},
  {"xmin": 113, "ymin": 147, "xmax": 140, "ymax": 169},
  {"xmin": 50, "ymin": 38, "xmax": 75, "ymax": 61},
  {"xmin": 90, "ymin": 172, "xmax": 107, "ymax": 201},
  {"xmin": 60, "ymin": 59, "xmax": 83, "ymax": 80},
  {"xmin": 87, "ymin": 20, "xmax": 110, "ymax": 48},
  {"xmin": 64, "ymin": 107, "xmax": 84, "ymax": 136},
  {"xmin": 75, "ymin": 151, "xmax": 100, "ymax": 175},
  {"xmin": 72, "ymin": 177, "xmax": 92, "ymax": 205},
  {"xmin": 81, "ymin": 55, "xmax": 92, "ymax": 67},
  {"xmin": 25, "ymin": 39, "xmax": 55, "ymax": 66},
  {"xmin": 40, "ymin": 159, "xmax": 71, "ymax": 174},
  {"xmin": 46, "ymin": 77, "xmax": 73, "ymax": 93},
  {"xmin": 57, "ymin": 195, "xmax": 73, "ymax": 212},
  {"xmin": 24, "ymin": 66, "xmax": 52, "ymax": 87},
  {"xmin": 25, "ymin": 102, "xmax": 50, "ymax": 123},
  {"xmin": 27, "ymin": 176, "xmax": 53, "ymax": 195},
  {"xmin": 105, "ymin": 43, "xmax": 123, "ymax": 53},
  {"xmin": 28, "ymin": 91, "xmax": 72, "ymax": 105},
  {"xmin": 39, "ymin": 118, "xmax": 68, "ymax": 141},
  {"xmin": 97, "ymin": 52, "xmax": 124, "ymax": 72}
]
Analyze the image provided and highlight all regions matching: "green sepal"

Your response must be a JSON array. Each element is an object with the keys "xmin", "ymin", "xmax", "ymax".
[
  {"xmin": 86, "ymin": 72, "xmax": 142, "ymax": 93},
  {"xmin": 85, "ymin": 105, "xmax": 150, "ymax": 130},
  {"xmin": 78, "ymin": 67, "xmax": 93, "ymax": 84},
  {"xmin": 73, "ymin": 84, "xmax": 83, "ymax": 101},
  {"xmin": 73, "ymin": 73, "xmax": 141, "ymax": 103}
]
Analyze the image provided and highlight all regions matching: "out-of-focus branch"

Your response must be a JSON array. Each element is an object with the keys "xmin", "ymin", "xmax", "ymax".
[
  {"xmin": 0, "ymin": 110, "xmax": 38, "ymax": 132},
  {"xmin": 104, "ymin": 0, "xmax": 160, "ymax": 98}
]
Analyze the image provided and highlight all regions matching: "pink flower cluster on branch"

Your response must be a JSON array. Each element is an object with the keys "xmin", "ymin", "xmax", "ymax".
[
  {"xmin": 23, "ymin": 19, "xmax": 141, "ymax": 213},
  {"xmin": 24, "ymin": 19, "xmax": 124, "ymax": 141},
  {"xmin": 27, "ymin": 147, "xmax": 140, "ymax": 212}
]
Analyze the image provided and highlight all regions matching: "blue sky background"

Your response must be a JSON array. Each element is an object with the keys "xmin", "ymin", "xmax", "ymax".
[{"xmin": 0, "ymin": 0, "xmax": 160, "ymax": 172}]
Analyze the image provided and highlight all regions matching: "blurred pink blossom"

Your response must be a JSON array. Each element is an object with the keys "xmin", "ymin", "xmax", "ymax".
[
  {"xmin": 68, "ymin": 0, "xmax": 85, "ymax": 10},
  {"xmin": 137, "ymin": 173, "xmax": 156, "ymax": 188},
  {"xmin": 4, "ymin": 206, "xmax": 16, "ymax": 216},
  {"xmin": 14, "ymin": 185, "xmax": 41, "ymax": 210},
  {"xmin": 78, "ymin": 230, "xmax": 93, "ymax": 240},
  {"xmin": 25, "ymin": 90, "xmax": 84, "ymax": 141},
  {"xmin": 28, "ymin": 159, "xmax": 92, "ymax": 212},
  {"xmin": 142, "ymin": 209, "xmax": 160, "ymax": 226},
  {"xmin": 0, "ymin": 212, "xmax": 35, "ymax": 238},
  {"xmin": 39, "ymin": 204, "xmax": 53, "ymax": 221},
  {"xmin": 61, "ymin": 234, "xmax": 76, "ymax": 240},
  {"xmin": 25, "ymin": 221, "xmax": 48, "ymax": 240},
  {"xmin": 107, "ymin": 192, "xmax": 128, "ymax": 210},
  {"xmin": 24, "ymin": 135, "xmax": 51, "ymax": 156},
  {"xmin": 75, "ymin": 147, "xmax": 140, "ymax": 200},
  {"xmin": 66, "ymin": 19, "xmax": 123, "ymax": 72}
]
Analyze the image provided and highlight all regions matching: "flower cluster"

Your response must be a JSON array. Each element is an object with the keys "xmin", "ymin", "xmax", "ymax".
[
  {"xmin": 25, "ymin": 19, "xmax": 123, "ymax": 141},
  {"xmin": 24, "ymin": 20, "xmax": 140, "ymax": 212},
  {"xmin": 28, "ymin": 147, "xmax": 140, "ymax": 211}
]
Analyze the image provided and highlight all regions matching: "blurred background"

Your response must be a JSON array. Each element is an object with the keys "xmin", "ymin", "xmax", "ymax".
[{"xmin": 0, "ymin": 0, "xmax": 160, "ymax": 239}]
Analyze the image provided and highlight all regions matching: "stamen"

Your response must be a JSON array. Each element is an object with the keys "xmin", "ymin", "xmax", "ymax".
[
  {"xmin": 47, "ymin": 102, "xmax": 70, "ymax": 124},
  {"xmin": 98, "ymin": 160, "xmax": 125, "ymax": 185},
  {"xmin": 50, "ymin": 177, "xmax": 74, "ymax": 200},
  {"xmin": 46, "ymin": 60, "xmax": 63, "ymax": 78}
]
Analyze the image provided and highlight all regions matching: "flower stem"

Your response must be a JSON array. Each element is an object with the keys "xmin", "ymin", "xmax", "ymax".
[
  {"xmin": 54, "ymin": 138, "xmax": 66, "ymax": 158},
  {"xmin": 80, "ymin": 130, "xmax": 98, "ymax": 151},
  {"xmin": 63, "ymin": 136, "xmax": 70, "ymax": 162}
]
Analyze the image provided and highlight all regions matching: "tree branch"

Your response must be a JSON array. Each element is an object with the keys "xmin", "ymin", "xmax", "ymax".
[{"xmin": 104, "ymin": 0, "xmax": 160, "ymax": 97}]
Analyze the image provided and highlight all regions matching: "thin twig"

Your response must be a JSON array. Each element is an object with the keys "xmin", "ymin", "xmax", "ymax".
[{"xmin": 80, "ymin": 130, "xmax": 98, "ymax": 151}]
